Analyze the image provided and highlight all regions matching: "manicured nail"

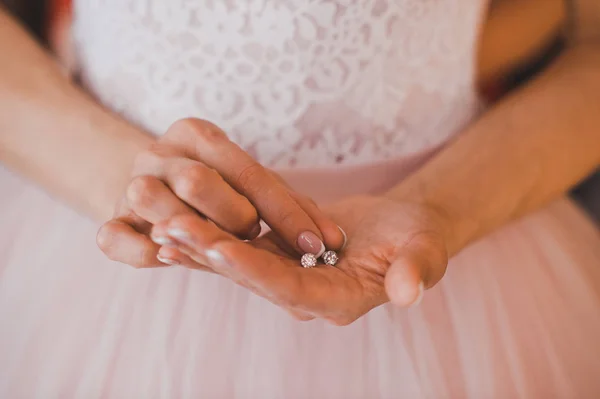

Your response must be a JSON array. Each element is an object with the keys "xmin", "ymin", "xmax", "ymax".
[
  {"xmin": 205, "ymin": 249, "xmax": 229, "ymax": 268},
  {"xmin": 409, "ymin": 281, "xmax": 425, "ymax": 307},
  {"xmin": 167, "ymin": 228, "xmax": 194, "ymax": 246},
  {"xmin": 157, "ymin": 255, "xmax": 180, "ymax": 266},
  {"xmin": 297, "ymin": 231, "xmax": 325, "ymax": 257},
  {"xmin": 151, "ymin": 236, "xmax": 173, "ymax": 246},
  {"xmin": 338, "ymin": 226, "xmax": 348, "ymax": 250}
]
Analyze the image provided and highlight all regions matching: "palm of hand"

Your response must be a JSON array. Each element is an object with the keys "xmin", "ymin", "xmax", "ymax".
[
  {"xmin": 250, "ymin": 196, "xmax": 449, "ymax": 324},
  {"xmin": 153, "ymin": 195, "xmax": 448, "ymax": 324}
]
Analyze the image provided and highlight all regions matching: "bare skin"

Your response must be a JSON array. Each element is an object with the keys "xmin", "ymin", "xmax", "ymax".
[
  {"xmin": 0, "ymin": 4, "xmax": 344, "ymax": 268},
  {"xmin": 148, "ymin": 0, "xmax": 600, "ymax": 323},
  {"xmin": 477, "ymin": 0, "xmax": 566, "ymax": 85},
  {"xmin": 1, "ymin": 1, "xmax": 598, "ymax": 324}
]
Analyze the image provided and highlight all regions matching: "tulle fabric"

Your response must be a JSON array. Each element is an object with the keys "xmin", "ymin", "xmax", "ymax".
[
  {"xmin": 2, "ymin": 0, "xmax": 600, "ymax": 396},
  {"xmin": 1, "ymin": 162, "xmax": 599, "ymax": 398}
]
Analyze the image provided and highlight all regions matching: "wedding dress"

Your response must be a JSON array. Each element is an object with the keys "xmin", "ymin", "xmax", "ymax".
[{"xmin": 1, "ymin": 1, "xmax": 599, "ymax": 397}]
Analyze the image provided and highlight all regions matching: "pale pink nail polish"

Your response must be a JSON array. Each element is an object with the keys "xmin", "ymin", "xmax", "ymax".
[
  {"xmin": 297, "ymin": 231, "xmax": 325, "ymax": 256},
  {"xmin": 157, "ymin": 255, "xmax": 180, "ymax": 265},
  {"xmin": 205, "ymin": 249, "xmax": 230, "ymax": 268},
  {"xmin": 338, "ymin": 226, "xmax": 348, "ymax": 250},
  {"xmin": 167, "ymin": 228, "xmax": 194, "ymax": 246},
  {"xmin": 151, "ymin": 236, "xmax": 173, "ymax": 246}
]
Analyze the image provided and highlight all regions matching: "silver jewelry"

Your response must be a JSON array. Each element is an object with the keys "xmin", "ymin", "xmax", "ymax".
[
  {"xmin": 322, "ymin": 250, "xmax": 339, "ymax": 266},
  {"xmin": 301, "ymin": 253, "xmax": 318, "ymax": 268}
]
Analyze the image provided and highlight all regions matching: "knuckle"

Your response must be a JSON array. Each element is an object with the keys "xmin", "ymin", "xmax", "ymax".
[
  {"xmin": 277, "ymin": 209, "xmax": 296, "ymax": 227},
  {"xmin": 175, "ymin": 179, "xmax": 198, "ymax": 202},
  {"xmin": 215, "ymin": 200, "xmax": 258, "ymax": 238},
  {"xmin": 176, "ymin": 164, "xmax": 211, "ymax": 199},
  {"xmin": 168, "ymin": 118, "xmax": 202, "ymax": 135},
  {"xmin": 127, "ymin": 176, "xmax": 159, "ymax": 209},
  {"xmin": 176, "ymin": 165, "xmax": 208, "ymax": 198},
  {"xmin": 169, "ymin": 118, "xmax": 225, "ymax": 143},
  {"xmin": 235, "ymin": 162, "xmax": 266, "ymax": 192}
]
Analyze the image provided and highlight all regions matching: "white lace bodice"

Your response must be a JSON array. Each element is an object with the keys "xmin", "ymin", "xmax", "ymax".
[{"xmin": 73, "ymin": 0, "xmax": 488, "ymax": 168}]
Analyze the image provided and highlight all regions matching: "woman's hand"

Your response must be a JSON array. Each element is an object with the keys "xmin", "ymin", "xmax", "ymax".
[
  {"xmin": 97, "ymin": 118, "xmax": 344, "ymax": 269},
  {"xmin": 150, "ymin": 195, "xmax": 451, "ymax": 325}
]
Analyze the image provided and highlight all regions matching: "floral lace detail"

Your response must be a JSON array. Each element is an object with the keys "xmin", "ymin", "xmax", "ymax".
[{"xmin": 73, "ymin": 0, "xmax": 487, "ymax": 167}]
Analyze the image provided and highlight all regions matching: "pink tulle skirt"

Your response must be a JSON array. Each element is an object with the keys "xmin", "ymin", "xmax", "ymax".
[{"xmin": 1, "ymin": 162, "xmax": 599, "ymax": 398}]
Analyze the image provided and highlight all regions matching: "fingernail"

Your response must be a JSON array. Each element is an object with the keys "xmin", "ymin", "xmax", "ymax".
[
  {"xmin": 167, "ymin": 228, "xmax": 194, "ymax": 246},
  {"xmin": 297, "ymin": 231, "xmax": 325, "ymax": 257},
  {"xmin": 151, "ymin": 236, "xmax": 174, "ymax": 246},
  {"xmin": 338, "ymin": 226, "xmax": 348, "ymax": 250},
  {"xmin": 409, "ymin": 281, "xmax": 425, "ymax": 307},
  {"xmin": 157, "ymin": 255, "xmax": 180, "ymax": 266},
  {"xmin": 205, "ymin": 249, "xmax": 229, "ymax": 268}
]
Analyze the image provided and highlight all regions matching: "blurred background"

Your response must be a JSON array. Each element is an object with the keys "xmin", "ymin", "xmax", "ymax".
[{"xmin": 3, "ymin": 0, "xmax": 599, "ymax": 222}]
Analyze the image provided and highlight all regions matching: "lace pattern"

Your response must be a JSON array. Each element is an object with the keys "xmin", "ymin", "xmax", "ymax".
[{"xmin": 73, "ymin": 0, "xmax": 487, "ymax": 167}]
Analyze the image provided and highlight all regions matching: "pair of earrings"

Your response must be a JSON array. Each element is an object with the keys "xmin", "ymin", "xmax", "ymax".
[{"xmin": 301, "ymin": 250, "xmax": 339, "ymax": 268}]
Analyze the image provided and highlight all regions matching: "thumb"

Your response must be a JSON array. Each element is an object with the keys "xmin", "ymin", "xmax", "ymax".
[{"xmin": 384, "ymin": 234, "xmax": 448, "ymax": 307}]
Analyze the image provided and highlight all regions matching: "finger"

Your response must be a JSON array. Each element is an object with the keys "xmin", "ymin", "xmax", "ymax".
[
  {"xmin": 163, "ymin": 159, "xmax": 260, "ymax": 239},
  {"xmin": 153, "ymin": 215, "xmax": 284, "ymax": 296},
  {"xmin": 111, "ymin": 195, "xmax": 206, "ymax": 271},
  {"xmin": 97, "ymin": 220, "xmax": 163, "ymax": 268},
  {"xmin": 126, "ymin": 175, "xmax": 195, "ymax": 224},
  {"xmin": 162, "ymin": 119, "xmax": 326, "ymax": 256},
  {"xmin": 289, "ymin": 192, "xmax": 347, "ymax": 251},
  {"xmin": 153, "ymin": 214, "xmax": 340, "ymax": 310},
  {"xmin": 269, "ymin": 171, "xmax": 346, "ymax": 250},
  {"xmin": 151, "ymin": 214, "xmax": 236, "ymax": 261},
  {"xmin": 158, "ymin": 215, "xmax": 363, "ymax": 322},
  {"xmin": 384, "ymin": 234, "xmax": 448, "ymax": 307},
  {"xmin": 155, "ymin": 215, "xmax": 360, "ymax": 324},
  {"xmin": 211, "ymin": 240, "xmax": 362, "ymax": 320},
  {"xmin": 156, "ymin": 245, "xmax": 215, "ymax": 273},
  {"xmin": 133, "ymin": 148, "xmax": 260, "ymax": 239},
  {"xmin": 169, "ymin": 235, "xmax": 313, "ymax": 321},
  {"xmin": 151, "ymin": 215, "xmax": 244, "ymax": 281},
  {"xmin": 113, "ymin": 197, "xmax": 152, "ymax": 233}
]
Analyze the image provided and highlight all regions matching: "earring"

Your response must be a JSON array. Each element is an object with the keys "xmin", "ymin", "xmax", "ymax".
[
  {"xmin": 301, "ymin": 253, "xmax": 318, "ymax": 268},
  {"xmin": 322, "ymin": 250, "xmax": 339, "ymax": 266}
]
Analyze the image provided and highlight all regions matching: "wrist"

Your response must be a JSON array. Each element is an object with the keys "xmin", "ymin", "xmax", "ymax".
[
  {"xmin": 89, "ymin": 119, "xmax": 154, "ymax": 222},
  {"xmin": 384, "ymin": 181, "xmax": 478, "ymax": 258}
]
